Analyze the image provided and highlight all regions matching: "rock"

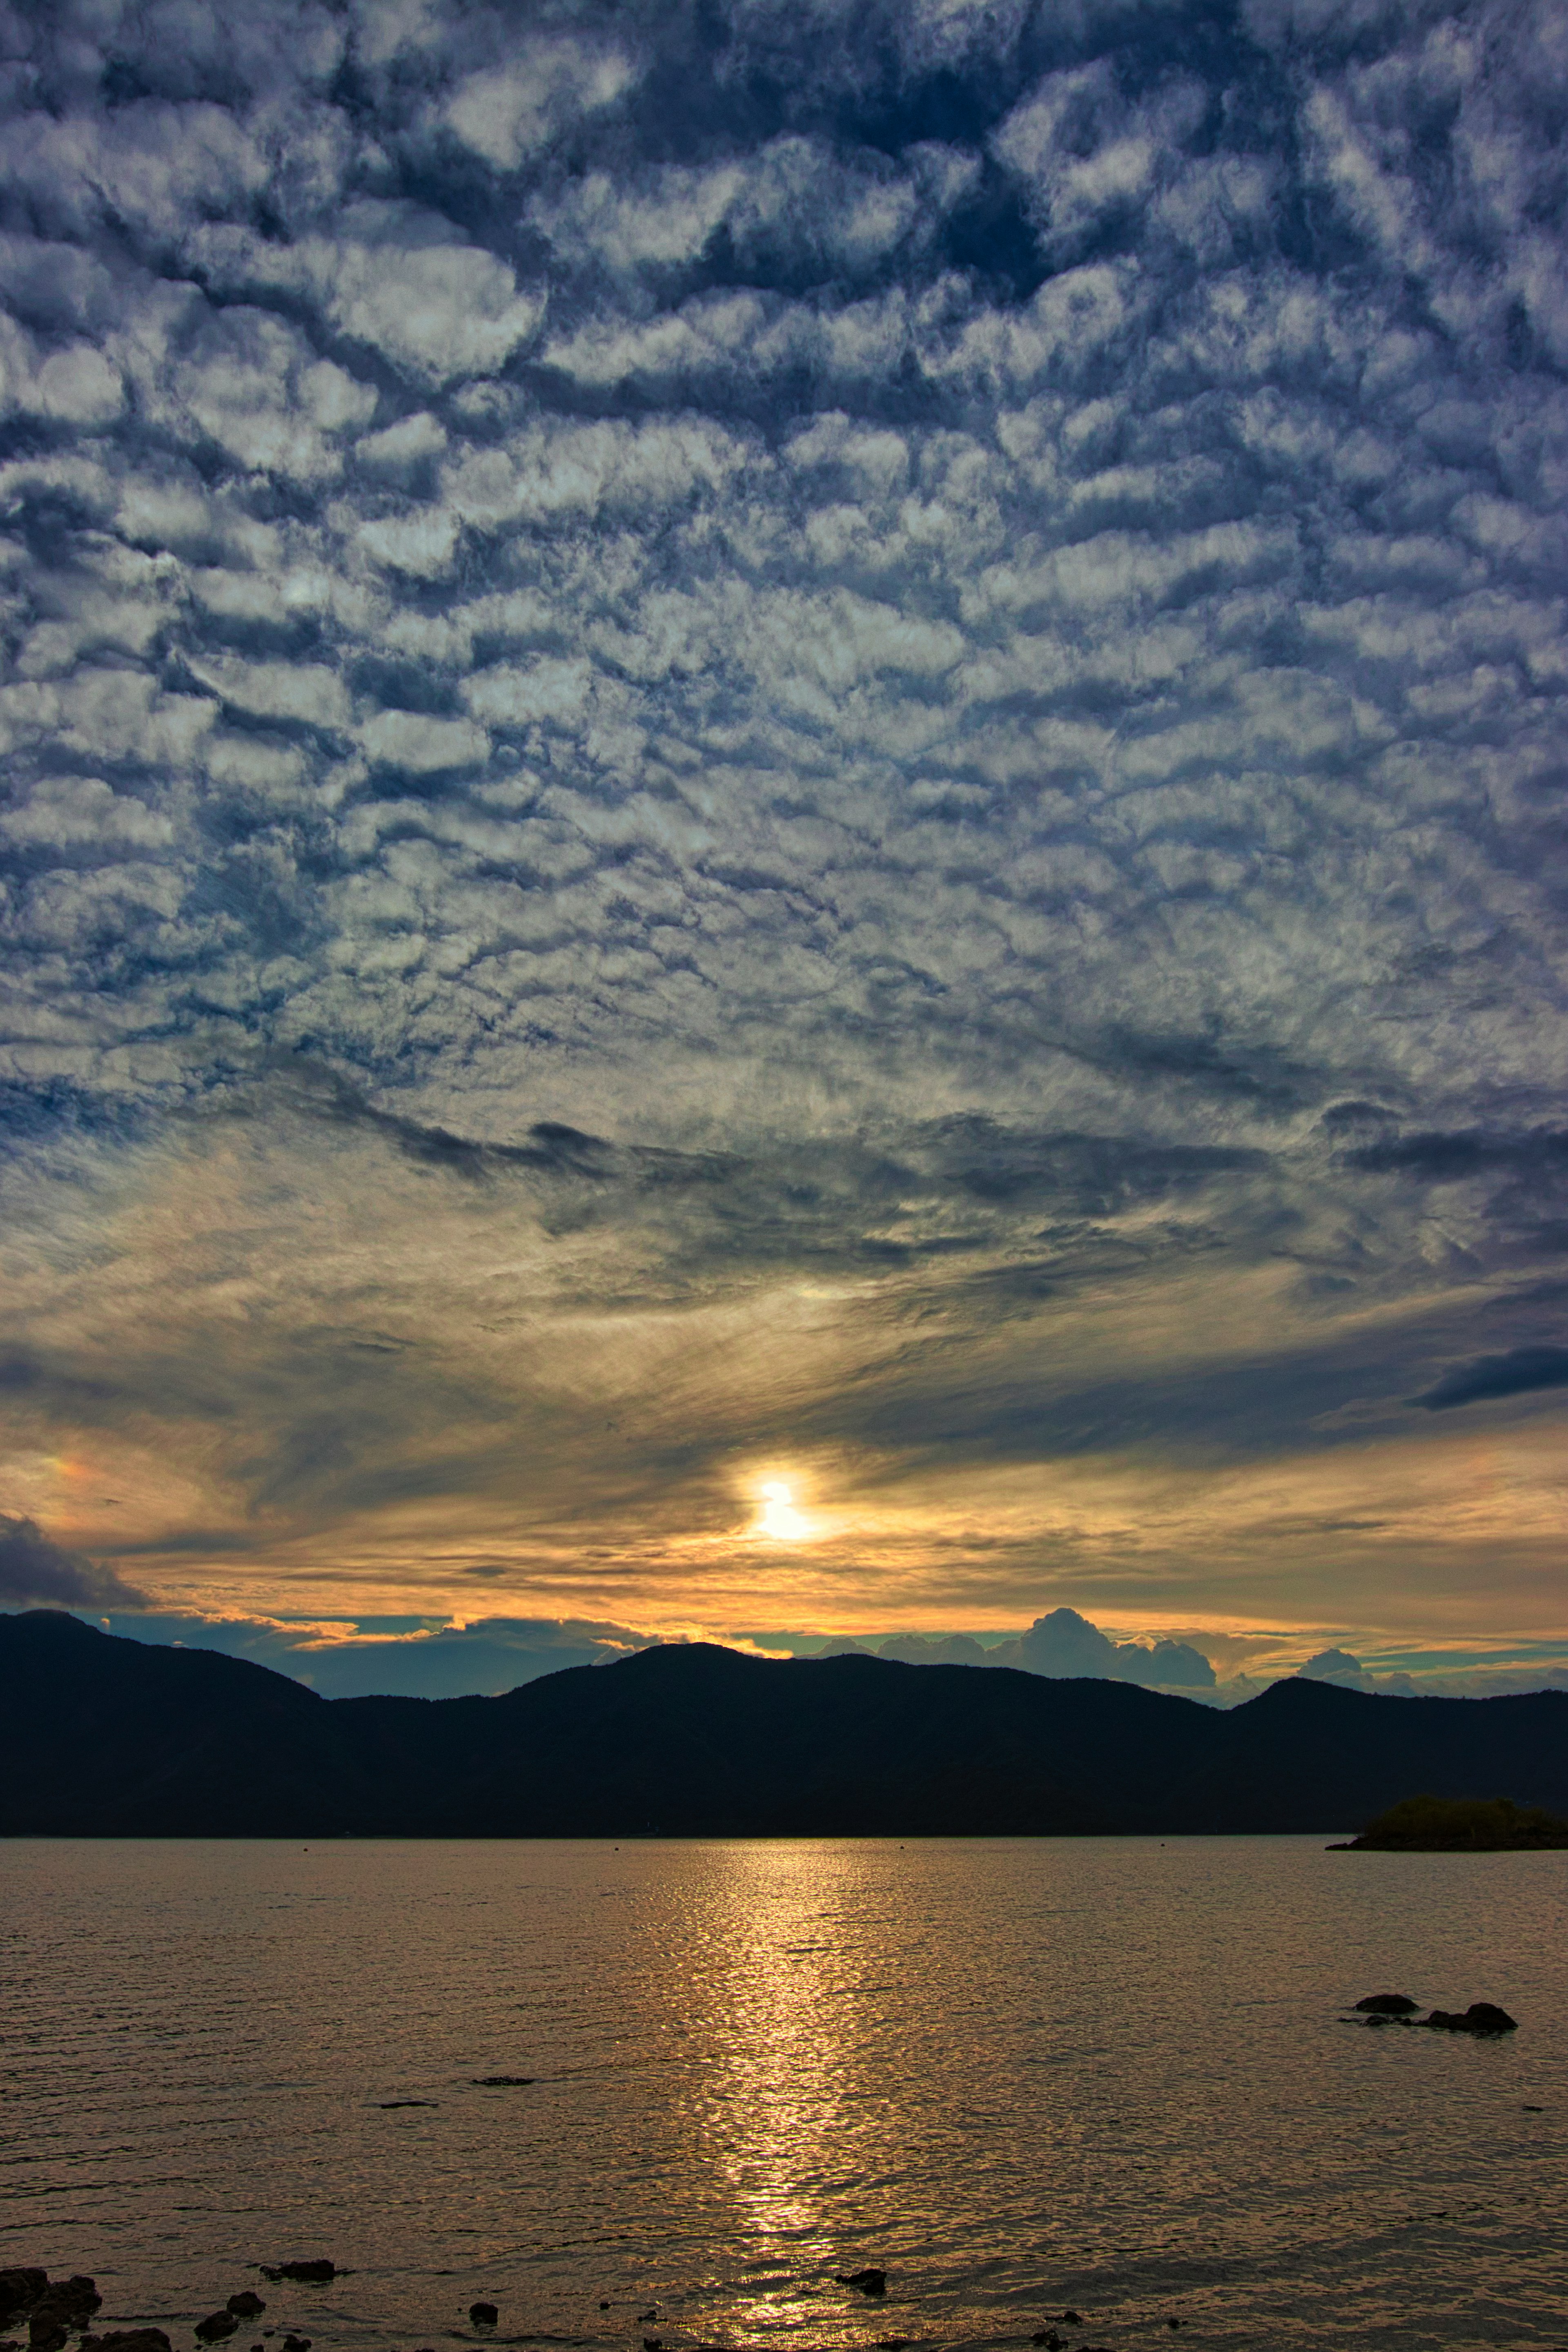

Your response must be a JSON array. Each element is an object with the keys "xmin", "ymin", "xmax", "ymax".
[
  {"xmin": 0, "ymin": 2283, "xmax": 49, "ymax": 2331},
  {"xmin": 1420, "ymin": 2002, "xmax": 1518, "ymax": 2034},
  {"xmin": 80, "ymin": 2332, "xmax": 172, "ymax": 2352},
  {"xmin": 468, "ymin": 2306, "xmax": 498, "ymax": 2328},
  {"xmin": 223, "ymin": 2303, "xmax": 263, "ymax": 2323},
  {"xmin": 260, "ymin": 2268, "xmax": 334, "ymax": 2286},
  {"xmin": 29, "ymin": 2325, "xmax": 65, "ymax": 2350},
  {"xmin": 1062, "ymin": 2318, "xmax": 1081, "ymax": 2328},
  {"xmin": 835, "ymin": 2271, "xmax": 886, "ymax": 2297},
  {"xmin": 1031, "ymin": 2332, "xmax": 1062, "ymax": 2349},
  {"xmin": 194, "ymin": 2316, "xmax": 237, "ymax": 2343},
  {"xmin": 472, "ymin": 2078, "xmax": 535, "ymax": 2088},
  {"xmin": 1354, "ymin": 1993, "xmax": 1419, "ymax": 2015},
  {"xmin": 281, "ymin": 2336, "xmax": 312, "ymax": 2351},
  {"xmin": 29, "ymin": 2278, "xmax": 99, "ymax": 2339}
]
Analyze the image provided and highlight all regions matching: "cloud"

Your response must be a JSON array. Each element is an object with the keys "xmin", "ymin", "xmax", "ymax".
[
  {"xmin": 0, "ymin": 1516, "xmax": 147, "ymax": 1610},
  {"xmin": 96, "ymin": 1609, "xmax": 648, "ymax": 1696},
  {"xmin": 189, "ymin": 207, "xmax": 547, "ymax": 388},
  {"xmin": 985, "ymin": 1607, "xmax": 1216, "ymax": 1687},
  {"xmin": 0, "ymin": 315, "xmax": 124, "ymax": 426},
  {"xmin": 0, "ymin": 0, "xmax": 1564, "ymax": 1648},
  {"xmin": 443, "ymin": 41, "xmax": 638, "ymax": 170},
  {"xmin": 1412, "ymin": 1345, "xmax": 1568, "ymax": 1412},
  {"xmin": 1349, "ymin": 1130, "xmax": 1568, "ymax": 1181},
  {"xmin": 1298, "ymin": 1646, "xmax": 1365, "ymax": 1679}
]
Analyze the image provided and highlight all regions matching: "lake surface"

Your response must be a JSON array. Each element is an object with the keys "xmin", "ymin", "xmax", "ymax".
[{"xmin": 2, "ymin": 1840, "xmax": 1564, "ymax": 2352}]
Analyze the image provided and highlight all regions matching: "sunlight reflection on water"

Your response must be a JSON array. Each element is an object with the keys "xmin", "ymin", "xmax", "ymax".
[{"xmin": 2, "ymin": 1838, "xmax": 1564, "ymax": 2352}]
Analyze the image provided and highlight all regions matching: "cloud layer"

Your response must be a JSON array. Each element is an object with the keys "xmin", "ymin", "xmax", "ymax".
[{"xmin": 1, "ymin": 0, "xmax": 1565, "ymax": 1645}]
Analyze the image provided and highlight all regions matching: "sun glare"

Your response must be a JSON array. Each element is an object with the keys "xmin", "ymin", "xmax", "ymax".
[{"xmin": 754, "ymin": 1479, "xmax": 811, "ymax": 1543}]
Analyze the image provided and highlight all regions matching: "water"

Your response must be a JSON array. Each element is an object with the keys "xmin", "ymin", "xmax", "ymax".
[{"xmin": 2, "ymin": 1839, "xmax": 1565, "ymax": 2352}]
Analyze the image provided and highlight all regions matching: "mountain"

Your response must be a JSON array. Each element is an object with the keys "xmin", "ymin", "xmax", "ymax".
[{"xmin": 2, "ymin": 1610, "xmax": 1565, "ymax": 1836}]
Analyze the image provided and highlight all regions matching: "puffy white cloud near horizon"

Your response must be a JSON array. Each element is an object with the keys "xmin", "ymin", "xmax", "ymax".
[{"xmin": 1, "ymin": 0, "xmax": 1566, "ymax": 1648}]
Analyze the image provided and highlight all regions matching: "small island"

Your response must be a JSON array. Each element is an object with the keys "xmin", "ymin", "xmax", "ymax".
[{"xmin": 1331, "ymin": 1794, "xmax": 1568, "ymax": 1851}]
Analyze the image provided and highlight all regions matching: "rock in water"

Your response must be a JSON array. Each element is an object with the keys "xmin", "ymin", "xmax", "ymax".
[
  {"xmin": 28, "ymin": 2290, "xmax": 90, "ymax": 2352},
  {"xmin": 195, "ymin": 2317, "xmax": 237, "ymax": 2343},
  {"xmin": 836, "ymin": 2272, "xmax": 887, "ymax": 2297},
  {"xmin": 468, "ymin": 2306, "xmax": 498, "ymax": 2328},
  {"xmin": 80, "ymin": 2332, "xmax": 172, "ymax": 2352},
  {"xmin": 260, "ymin": 2267, "xmax": 334, "ymax": 2286},
  {"xmin": 1420, "ymin": 2002, "xmax": 1518, "ymax": 2034},
  {"xmin": 1353, "ymin": 1993, "xmax": 1419, "ymax": 2015},
  {"xmin": 0, "ymin": 2278, "xmax": 49, "ymax": 2331},
  {"xmin": 224, "ymin": 2301, "xmax": 263, "ymax": 2322},
  {"xmin": 30, "ymin": 2278, "xmax": 101, "ymax": 2341}
]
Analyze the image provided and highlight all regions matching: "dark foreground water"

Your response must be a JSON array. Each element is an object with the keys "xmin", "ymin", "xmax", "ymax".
[{"xmin": 2, "ymin": 1840, "xmax": 1565, "ymax": 2352}]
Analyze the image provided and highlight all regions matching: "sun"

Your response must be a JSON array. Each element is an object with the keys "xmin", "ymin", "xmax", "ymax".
[{"xmin": 753, "ymin": 1479, "xmax": 811, "ymax": 1543}]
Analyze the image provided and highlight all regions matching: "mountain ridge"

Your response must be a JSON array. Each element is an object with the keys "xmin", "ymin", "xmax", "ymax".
[{"xmin": 3, "ymin": 1610, "xmax": 1566, "ymax": 1837}]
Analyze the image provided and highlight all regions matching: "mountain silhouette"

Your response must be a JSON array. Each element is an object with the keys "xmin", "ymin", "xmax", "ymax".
[{"xmin": 3, "ymin": 1610, "xmax": 1565, "ymax": 1836}]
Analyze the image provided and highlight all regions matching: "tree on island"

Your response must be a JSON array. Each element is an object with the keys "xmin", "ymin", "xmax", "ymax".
[{"xmin": 1336, "ymin": 1793, "xmax": 1568, "ymax": 1850}]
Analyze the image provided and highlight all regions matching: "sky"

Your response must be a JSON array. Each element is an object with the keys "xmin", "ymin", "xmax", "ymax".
[{"xmin": 1, "ymin": 0, "xmax": 1566, "ymax": 1689}]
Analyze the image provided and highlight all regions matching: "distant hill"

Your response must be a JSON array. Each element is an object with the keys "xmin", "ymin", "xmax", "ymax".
[{"xmin": 2, "ymin": 1610, "xmax": 1566, "ymax": 1837}]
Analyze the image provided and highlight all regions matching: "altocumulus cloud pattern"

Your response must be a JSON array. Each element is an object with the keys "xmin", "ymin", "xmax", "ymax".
[{"xmin": 1, "ymin": 0, "xmax": 1567, "ymax": 1643}]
